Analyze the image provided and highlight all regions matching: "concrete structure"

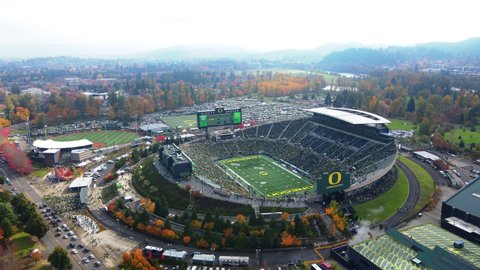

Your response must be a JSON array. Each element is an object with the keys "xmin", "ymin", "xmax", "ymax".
[
  {"xmin": 21, "ymin": 87, "xmax": 50, "ymax": 96},
  {"xmin": 68, "ymin": 177, "xmax": 92, "ymax": 192},
  {"xmin": 71, "ymin": 149, "xmax": 95, "ymax": 163},
  {"xmin": 348, "ymin": 223, "xmax": 480, "ymax": 270},
  {"xmin": 442, "ymin": 176, "xmax": 480, "ymax": 243},
  {"xmin": 41, "ymin": 148, "xmax": 61, "ymax": 166},
  {"xmin": 158, "ymin": 144, "xmax": 192, "ymax": 178}
]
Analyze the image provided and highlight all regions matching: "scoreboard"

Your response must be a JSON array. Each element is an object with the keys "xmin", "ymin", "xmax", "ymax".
[
  {"xmin": 317, "ymin": 171, "xmax": 351, "ymax": 194},
  {"xmin": 197, "ymin": 107, "xmax": 242, "ymax": 128}
]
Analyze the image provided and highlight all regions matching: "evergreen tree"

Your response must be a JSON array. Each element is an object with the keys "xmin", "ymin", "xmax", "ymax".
[
  {"xmin": 182, "ymin": 223, "xmax": 192, "ymax": 237},
  {"xmin": 164, "ymin": 218, "xmax": 172, "ymax": 230},
  {"xmin": 459, "ymin": 140, "xmax": 465, "ymax": 148},
  {"xmin": 48, "ymin": 246, "xmax": 72, "ymax": 270},
  {"xmin": 248, "ymin": 212, "xmax": 257, "ymax": 227},
  {"xmin": 407, "ymin": 96, "xmax": 416, "ymax": 112},
  {"xmin": 294, "ymin": 215, "xmax": 305, "ymax": 236},
  {"xmin": 324, "ymin": 92, "xmax": 332, "ymax": 106},
  {"xmin": 25, "ymin": 213, "xmax": 49, "ymax": 239},
  {"xmin": 261, "ymin": 228, "xmax": 272, "ymax": 248},
  {"xmin": 0, "ymin": 218, "xmax": 14, "ymax": 241}
]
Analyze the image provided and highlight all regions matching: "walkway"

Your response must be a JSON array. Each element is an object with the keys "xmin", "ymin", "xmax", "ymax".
[{"xmin": 381, "ymin": 160, "xmax": 420, "ymax": 228}]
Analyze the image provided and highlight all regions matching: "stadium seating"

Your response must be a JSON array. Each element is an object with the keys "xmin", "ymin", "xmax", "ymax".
[{"xmin": 181, "ymin": 114, "xmax": 397, "ymax": 196}]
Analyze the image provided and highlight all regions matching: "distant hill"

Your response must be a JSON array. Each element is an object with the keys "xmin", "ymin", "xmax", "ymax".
[
  {"xmin": 257, "ymin": 43, "xmax": 374, "ymax": 62},
  {"xmin": 318, "ymin": 37, "xmax": 480, "ymax": 73},
  {"xmin": 139, "ymin": 45, "xmax": 257, "ymax": 60}
]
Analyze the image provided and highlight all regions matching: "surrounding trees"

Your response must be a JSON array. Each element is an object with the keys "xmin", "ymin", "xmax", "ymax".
[{"xmin": 48, "ymin": 246, "xmax": 72, "ymax": 270}]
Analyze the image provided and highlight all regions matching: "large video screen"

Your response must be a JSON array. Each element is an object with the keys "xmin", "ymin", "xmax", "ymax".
[{"xmin": 197, "ymin": 107, "xmax": 242, "ymax": 128}]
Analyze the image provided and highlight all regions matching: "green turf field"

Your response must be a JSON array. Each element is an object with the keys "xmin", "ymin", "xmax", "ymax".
[
  {"xmin": 219, "ymin": 155, "xmax": 314, "ymax": 197},
  {"xmin": 444, "ymin": 125, "xmax": 480, "ymax": 145},
  {"xmin": 52, "ymin": 131, "xmax": 138, "ymax": 146},
  {"xmin": 388, "ymin": 119, "xmax": 417, "ymax": 131},
  {"xmin": 398, "ymin": 156, "xmax": 435, "ymax": 218},
  {"xmin": 353, "ymin": 167, "xmax": 409, "ymax": 224},
  {"xmin": 163, "ymin": 115, "xmax": 197, "ymax": 130}
]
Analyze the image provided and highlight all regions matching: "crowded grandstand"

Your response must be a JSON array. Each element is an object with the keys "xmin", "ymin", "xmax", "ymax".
[{"xmin": 181, "ymin": 107, "xmax": 397, "ymax": 199}]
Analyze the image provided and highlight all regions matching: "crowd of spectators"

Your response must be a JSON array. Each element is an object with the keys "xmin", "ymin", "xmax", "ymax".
[
  {"xmin": 43, "ymin": 194, "xmax": 82, "ymax": 213},
  {"xmin": 181, "ymin": 112, "xmax": 397, "ymax": 199}
]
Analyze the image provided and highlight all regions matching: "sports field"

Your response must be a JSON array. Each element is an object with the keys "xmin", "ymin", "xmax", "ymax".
[
  {"xmin": 163, "ymin": 115, "xmax": 197, "ymax": 129},
  {"xmin": 219, "ymin": 155, "xmax": 314, "ymax": 197},
  {"xmin": 53, "ymin": 131, "xmax": 138, "ymax": 146}
]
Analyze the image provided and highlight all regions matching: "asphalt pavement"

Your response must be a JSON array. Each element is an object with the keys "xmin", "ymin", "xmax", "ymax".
[{"xmin": 0, "ymin": 165, "xmax": 105, "ymax": 270}]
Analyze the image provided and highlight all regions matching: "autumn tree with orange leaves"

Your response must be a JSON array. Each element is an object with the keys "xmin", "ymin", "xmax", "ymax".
[{"xmin": 120, "ymin": 249, "xmax": 155, "ymax": 270}]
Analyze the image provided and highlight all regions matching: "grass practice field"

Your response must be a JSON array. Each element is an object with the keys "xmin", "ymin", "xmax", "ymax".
[
  {"xmin": 219, "ymin": 155, "xmax": 314, "ymax": 197},
  {"xmin": 398, "ymin": 156, "xmax": 435, "ymax": 218},
  {"xmin": 163, "ymin": 115, "xmax": 197, "ymax": 129},
  {"xmin": 53, "ymin": 130, "xmax": 138, "ymax": 146},
  {"xmin": 388, "ymin": 119, "xmax": 417, "ymax": 131},
  {"xmin": 444, "ymin": 125, "xmax": 480, "ymax": 145},
  {"xmin": 353, "ymin": 167, "xmax": 409, "ymax": 224}
]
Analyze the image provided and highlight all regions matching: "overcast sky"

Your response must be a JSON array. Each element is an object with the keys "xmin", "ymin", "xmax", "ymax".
[{"xmin": 0, "ymin": 0, "xmax": 478, "ymax": 55}]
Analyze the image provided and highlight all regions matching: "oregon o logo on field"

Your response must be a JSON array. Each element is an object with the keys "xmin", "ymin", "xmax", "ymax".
[
  {"xmin": 328, "ymin": 172, "xmax": 342, "ymax": 185},
  {"xmin": 259, "ymin": 171, "xmax": 268, "ymax": 176}
]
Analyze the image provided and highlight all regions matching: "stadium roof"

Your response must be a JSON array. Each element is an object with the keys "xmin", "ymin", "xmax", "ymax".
[
  {"xmin": 306, "ymin": 107, "xmax": 391, "ymax": 125},
  {"xmin": 444, "ymin": 176, "xmax": 480, "ymax": 218},
  {"xmin": 351, "ymin": 223, "xmax": 480, "ymax": 270},
  {"xmin": 33, "ymin": 139, "xmax": 93, "ymax": 150}
]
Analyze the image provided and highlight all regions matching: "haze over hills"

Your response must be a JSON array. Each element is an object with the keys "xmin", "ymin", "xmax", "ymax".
[{"xmin": 1, "ymin": 37, "xmax": 480, "ymax": 73}]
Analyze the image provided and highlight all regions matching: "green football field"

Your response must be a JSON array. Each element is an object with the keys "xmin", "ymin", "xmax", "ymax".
[
  {"xmin": 163, "ymin": 115, "xmax": 197, "ymax": 129},
  {"xmin": 219, "ymin": 155, "xmax": 314, "ymax": 197},
  {"xmin": 52, "ymin": 130, "xmax": 139, "ymax": 146}
]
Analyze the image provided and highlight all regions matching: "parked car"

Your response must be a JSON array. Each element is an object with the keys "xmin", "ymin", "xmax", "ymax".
[{"xmin": 71, "ymin": 249, "xmax": 78, "ymax": 254}]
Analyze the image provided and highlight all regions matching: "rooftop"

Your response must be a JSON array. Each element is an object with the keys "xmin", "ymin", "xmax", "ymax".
[
  {"xmin": 140, "ymin": 123, "xmax": 170, "ymax": 132},
  {"xmin": 33, "ymin": 139, "xmax": 93, "ymax": 150},
  {"xmin": 414, "ymin": 151, "xmax": 441, "ymax": 161},
  {"xmin": 444, "ymin": 176, "xmax": 480, "ymax": 217},
  {"xmin": 351, "ymin": 223, "xmax": 480, "ymax": 270},
  {"xmin": 306, "ymin": 107, "xmax": 391, "ymax": 125},
  {"xmin": 68, "ymin": 177, "xmax": 92, "ymax": 189},
  {"xmin": 162, "ymin": 249, "xmax": 187, "ymax": 259}
]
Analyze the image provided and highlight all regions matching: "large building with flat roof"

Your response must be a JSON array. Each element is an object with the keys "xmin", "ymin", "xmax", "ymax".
[
  {"xmin": 158, "ymin": 144, "xmax": 192, "ymax": 178},
  {"xmin": 348, "ymin": 223, "xmax": 480, "ymax": 270},
  {"xmin": 441, "ymin": 176, "xmax": 480, "ymax": 243}
]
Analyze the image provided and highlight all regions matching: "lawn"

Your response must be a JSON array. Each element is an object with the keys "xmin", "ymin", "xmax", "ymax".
[
  {"xmin": 388, "ymin": 119, "xmax": 417, "ymax": 131},
  {"xmin": 11, "ymin": 232, "xmax": 35, "ymax": 257},
  {"xmin": 219, "ymin": 155, "xmax": 314, "ymax": 198},
  {"xmin": 353, "ymin": 167, "xmax": 409, "ymax": 224},
  {"xmin": 398, "ymin": 156, "xmax": 435, "ymax": 218},
  {"xmin": 444, "ymin": 125, "xmax": 480, "ymax": 145},
  {"xmin": 30, "ymin": 162, "xmax": 51, "ymax": 178},
  {"xmin": 132, "ymin": 157, "xmax": 253, "ymax": 216},
  {"xmin": 52, "ymin": 131, "xmax": 138, "ymax": 146},
  {"xmin": 163, "ymin": 115, "xmax": 197, "ymax": 130}
]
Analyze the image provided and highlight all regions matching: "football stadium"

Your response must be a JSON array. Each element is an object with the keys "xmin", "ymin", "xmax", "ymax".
[
  {"xmin": 180, "ymin": 107, "xmax": 398, "ymax": 200},
  {"xmin": 219, "ymin": 155, "xmax": 315, "ymax": 197}
]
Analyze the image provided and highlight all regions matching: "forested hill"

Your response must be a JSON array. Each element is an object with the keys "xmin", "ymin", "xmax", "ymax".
[{"xmin": 318, "ymin": 38, "xmax": 480, "ymax": 73}]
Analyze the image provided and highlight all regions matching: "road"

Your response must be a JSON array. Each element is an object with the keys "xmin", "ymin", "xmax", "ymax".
[
  {"xmin": 1, "ymin": 165, "xmax": 105, "ymax": 270},
  {"xmin": 90, "ymin": 208, "xmax": 322, "ymax": 266},
  {"xmin": 381, "ymin": 160, "xmax": 420, "ymax": 228}
]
